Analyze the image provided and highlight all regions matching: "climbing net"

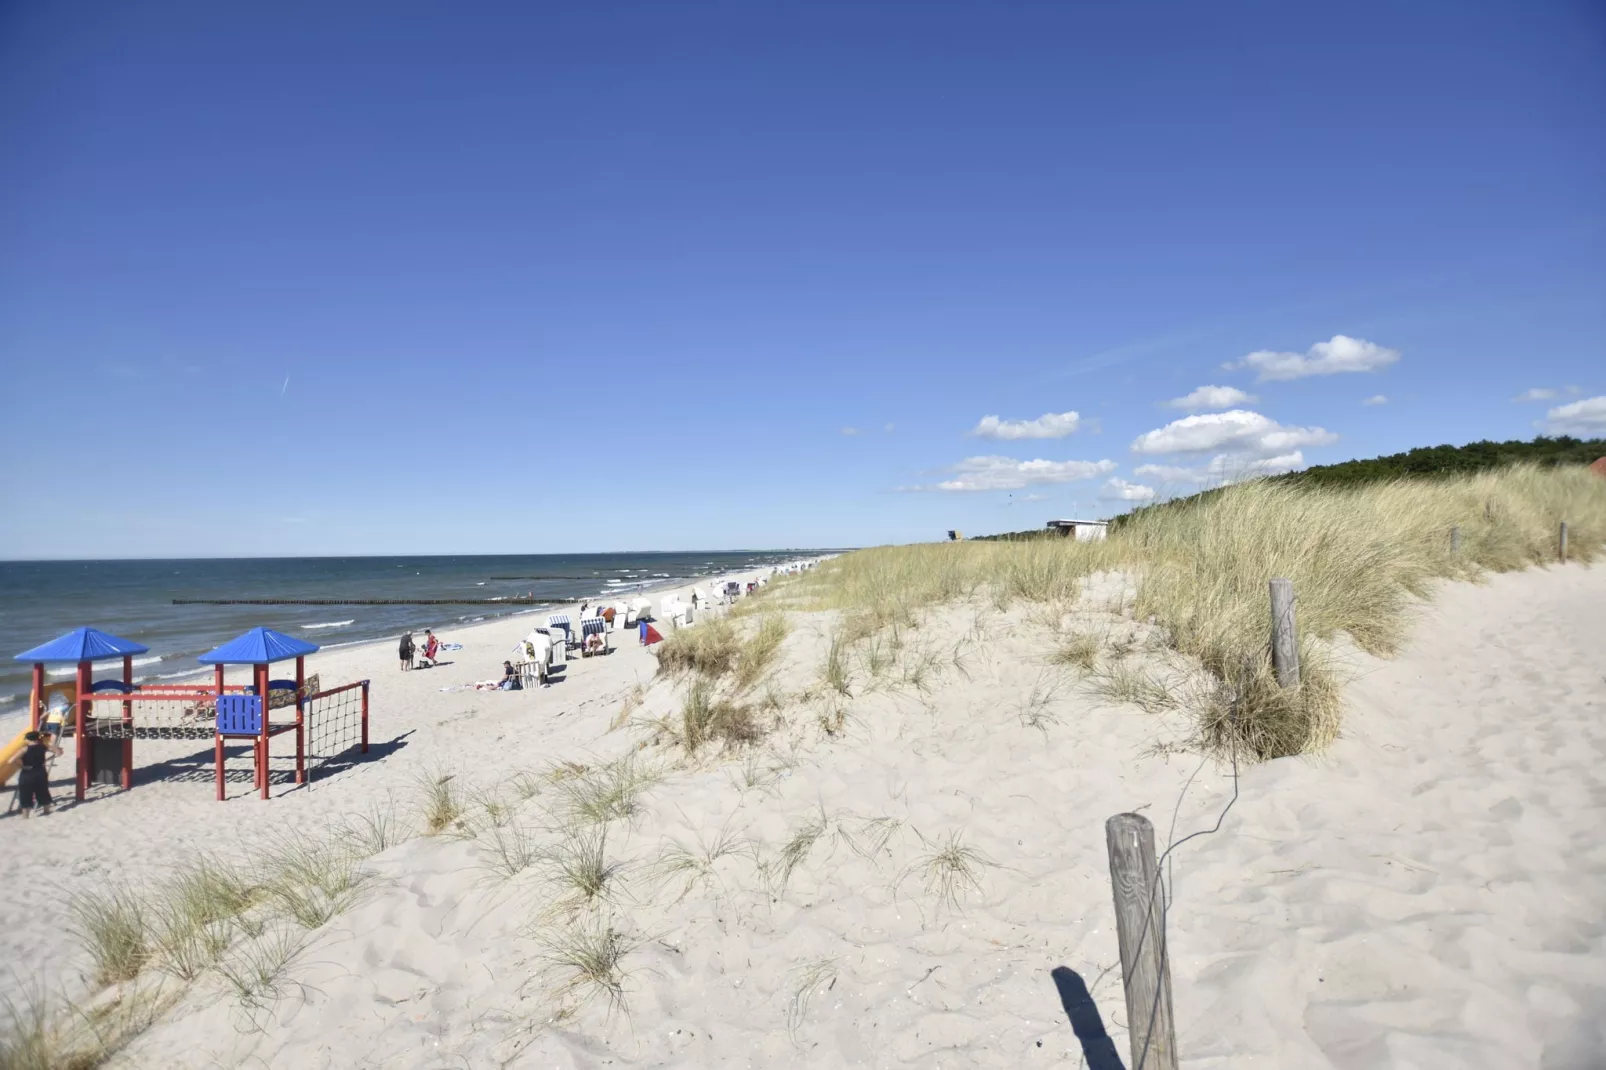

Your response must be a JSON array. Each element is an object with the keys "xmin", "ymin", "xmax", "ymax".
[
  {"xmin": 78, "ymin": 692, "xmax": 219, "ymax": 740},
  {"xmin": 304, "ymin": 680, "xmax": 369, "ymax": 779}
]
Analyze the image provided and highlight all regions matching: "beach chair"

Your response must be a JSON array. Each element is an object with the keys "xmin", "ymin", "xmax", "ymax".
[
  {"xmin": 580, "ymin": 617, "xmax": 611, "ymax": 657},
  {"xmin": 538, "ymin": 626, "xmax": 567, "ymax": 666},
  {"xmin": 547, "ymin": 614, "xmax": 572, "ymax": 648},
  {"xmin": 517, "ymin": 633, "xmax": 551, "ymax": 685}
]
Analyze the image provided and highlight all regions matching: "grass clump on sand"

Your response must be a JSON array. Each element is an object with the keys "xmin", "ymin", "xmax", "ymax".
[
  {"xmin": 904, "ymin": 829, "xmax": 996, "ymax": 911},
  {"xmin": 533, "ymin": 918, "xmax": 640, "ymax": 1018},
  {"xmin": 543, "ymin": 826, "xmax": 626, "ymax": 912},
  {"xmin": 551, "ymin": 755, "xmax": 661, "ymax": 827},
  {"xmin": 258, "ymin": 834, "xmax": 373, "ymax": 930},
  {"xmin": 646, "ymin": 823, "xmax": 755, "ymax": 902},
  {"xmin": 655, "ymin": 613, "xmax": 790, "ymax": 693},
  {"xmin": 790, "ymin": 464, "xmax": 1606, "ymax": 760},
  {"xmin": 670, "ymin": 678, "xmax": 762, "ymax": 755},
  {"xmin": 417, "ymin": 771, "xmax": 463, "ymax": 835},
  {"xmin": 0, "ymin": 984, "xmax": 178, "ymax": 1070},
  {"xmin": 69, "ymin": 888, "xmax": 151, "ymax": 986}
]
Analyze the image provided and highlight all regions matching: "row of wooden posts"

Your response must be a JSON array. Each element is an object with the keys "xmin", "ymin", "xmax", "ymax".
[
  {"xmin": 1103, "ymin": 576, "xmax": 1300, "ymax": 1070},
  {"xmin": 1103, "ymin": 519, "xmax": 1576, "ymax": 1069}
]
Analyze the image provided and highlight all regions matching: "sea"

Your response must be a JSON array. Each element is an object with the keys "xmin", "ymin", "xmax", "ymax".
[{"xmin": 0, "ymin": 550, "xmax": 831, "ymax": 706}]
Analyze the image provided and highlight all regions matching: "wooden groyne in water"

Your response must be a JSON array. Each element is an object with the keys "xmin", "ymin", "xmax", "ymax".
[{"xmin": 172, "ymin": 598, "xmax": 548, "ymax": 606}]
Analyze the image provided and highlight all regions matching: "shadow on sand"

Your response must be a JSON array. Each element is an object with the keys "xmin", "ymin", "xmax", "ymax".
[{"xmin": 1051, "ymin": 966, "xmax": 1126, "ymax": 1070}]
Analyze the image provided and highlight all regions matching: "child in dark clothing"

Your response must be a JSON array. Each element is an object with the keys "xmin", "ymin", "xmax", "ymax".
[{"xmin": 15, "ymin": 731, "xmax": 53, "ymax": 818}]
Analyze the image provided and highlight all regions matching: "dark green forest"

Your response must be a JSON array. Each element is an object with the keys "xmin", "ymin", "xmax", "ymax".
[
  {"xmin": 969, "ymin": 436, "xmax": 1605, "ymax": 539},
  {"xmin": 1269, "ymin": 435, "xmax": 1606, "ymax": 488}
]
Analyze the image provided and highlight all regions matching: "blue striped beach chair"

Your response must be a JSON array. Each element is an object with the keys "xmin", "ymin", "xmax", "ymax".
[
  {"xmin": 580, "ymin": 617, "xmax": 610, "ymax": 657},
  {"xmin": 547, "ymin": 614, "xmax": 572, "ymax": 646}
]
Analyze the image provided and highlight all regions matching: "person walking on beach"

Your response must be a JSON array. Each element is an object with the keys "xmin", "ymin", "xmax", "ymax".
[
  {"xmin": 421, "ymin": 630, "xmax": 440, "ymax": 667},
  {"xmin": 399, "ymin": 632, "xmax": 415, "ymax": 671},
  {"xmin": 14, "ymin": 731, "xmax": 54, "ymax": 818}
]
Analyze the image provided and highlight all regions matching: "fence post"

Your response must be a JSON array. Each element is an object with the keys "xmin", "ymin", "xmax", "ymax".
[
  {"xmin": 1559, "ymin": 522, "xmax": 1568, "ymax": 565},
  {"xmin": 1105, "ymin": 813, "xmax": 1178, "ymax": 1070},
  {"xmin": 1450, "ymin": 525, "xmax": 1461, "ymax": 554},
  {"xmin": 360, "ymin": 680, "xmax": 370, "ymax": 753},
  {"xmin": 1268, "ymin": 578, "xmax": 1299, "ymax": 688}
]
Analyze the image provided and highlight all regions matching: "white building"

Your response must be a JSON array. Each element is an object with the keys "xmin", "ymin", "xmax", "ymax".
[{"xmin": 1045, "ymin": 518, "xmax": 1108, "ymax": 541}]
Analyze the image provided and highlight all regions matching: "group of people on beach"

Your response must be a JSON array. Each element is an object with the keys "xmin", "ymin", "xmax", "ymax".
[{"xmin": 397, "ymin": 629, "xmax": 440, "ymax": 670}]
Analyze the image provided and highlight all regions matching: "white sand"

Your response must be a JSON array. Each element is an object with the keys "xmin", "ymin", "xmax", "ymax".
[{"xmin": 2, "ymin": 562, "xmax": 1602, "ymax": 1068}]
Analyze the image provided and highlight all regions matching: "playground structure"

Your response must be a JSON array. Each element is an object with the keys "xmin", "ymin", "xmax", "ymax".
[{"xmin": 12, "ymin": 626, "xmax": 369, "ymax": 803}]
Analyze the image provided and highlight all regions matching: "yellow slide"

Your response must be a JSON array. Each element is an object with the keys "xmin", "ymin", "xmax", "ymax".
[{"xmin": 0, "ymin": 728, "xmax": 30, "ymax": 788}]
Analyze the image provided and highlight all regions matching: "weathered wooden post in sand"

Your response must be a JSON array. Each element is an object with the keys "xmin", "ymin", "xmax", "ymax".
[
  {"xmin": 1450, "ymin": 525, "xmax": 1461, "ymax": 554},
  {"xmin": 1268, "ymin": 578, "xmax": 1299, "ymax": 688},
  {"xmin": 1105, "ymin": 813, "xmax": 1178, "ymax": 1070},
  {"xmin": 1559, "ymin": 521, "xmax": 1568, "ymax": 564}
]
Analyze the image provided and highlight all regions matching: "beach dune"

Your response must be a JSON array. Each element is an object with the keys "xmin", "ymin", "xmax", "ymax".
[{"xmin": 0, "ymin": 560, "xmax": 1601, "ymax": 1068}]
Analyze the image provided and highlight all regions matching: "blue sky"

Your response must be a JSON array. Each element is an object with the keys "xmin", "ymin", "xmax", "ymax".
[{"xmin": 1, "ymin": 2, "xmax": 1602, "ymax": 558}]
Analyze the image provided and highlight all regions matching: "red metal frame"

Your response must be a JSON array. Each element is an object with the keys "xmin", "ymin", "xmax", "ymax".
[
  {"xmin": 68, "ymin": 668, "xmax": 365, "ymax": 803},
  {"xmin": 28, "ymin": 664, "xmax": 43, "ymax": 732}
]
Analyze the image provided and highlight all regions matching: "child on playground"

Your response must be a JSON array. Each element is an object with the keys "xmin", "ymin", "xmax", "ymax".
[{"xmin": 14, "ymin": 731, "xmax": 54, "ymax": 818}]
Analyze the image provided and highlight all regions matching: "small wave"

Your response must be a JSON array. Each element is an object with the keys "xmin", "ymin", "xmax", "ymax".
[
  {"xmin": 302, "ymin": 620, "xmax": 355, "ymax": 630},
  {"xmin": 48, "ymin": 655, "xmax": 164, "ymax": 678}
]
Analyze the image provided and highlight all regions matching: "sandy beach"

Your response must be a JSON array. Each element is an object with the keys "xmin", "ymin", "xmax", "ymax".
[{"xmin": 1, "ymin": 555, "xmax": 1600, "ymax": 1068}]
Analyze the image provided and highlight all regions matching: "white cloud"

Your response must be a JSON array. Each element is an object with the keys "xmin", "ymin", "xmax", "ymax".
[
  {"xmin": 884, "ymin": 423, "xmax": 896, "ymax": 433},
  {"xmin": 1165, "ymin": 385, "xmax": 1257, "ymax": 411},
  {"xmin": 1539, "ymin": 396, "xmax": 1606, "ymax": 435},
  {"xmin": 1100, "ymin": 477, "xmax": 1157, "ymax": 502},
  {"xmin": 1566, "ymin": 385, "xmax": 1582, "ymax": 395},
  {"xmin": 1512, "ymin": 388, "xmax": 1557, "ymax": 402},
  {"xmin": 1362, "ymin": 394, "xmax": 1388, "ymax": 406},
  {"xmin": 969, "ymin": 411, "xmax": 1081, "ymax": 440},
  {"xmin": 840, "ymin": 426, "xmax": 861, "ymax": 436},
  {"xmin": 1226, "ymin": 335, "xmax": 1400, "ymax": 382},
  {"xmin": 1134, "ymin": 451, "xmax": 1308, "ymax": 485},
  {"xmin": 1134, "ymin": 463, "xmax": 1203, "ymax": 483},
  {"xmin": 1205, "ymin": 451, "xmax": 1305, "ymax": 479},
  {"xmin": 916, "ymin": 455, "xmax": 1117, "ymax": 492},
  {"xmin": 1130, "ymin": 410, "xmax": 1337, "ymax": 456}
]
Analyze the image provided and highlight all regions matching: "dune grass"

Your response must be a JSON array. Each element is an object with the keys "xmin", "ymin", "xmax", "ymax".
[
  {"xmin": 670, "ymin": 678, "xmax": 762, "ymax": 755},
  {"xmin": 258, "ymin": 833, "xmax": 374, "ymax": 929},
  {"xmin": 785, "ymin": 957, "xmax": 839, "ymax": 1042},
  {"xmin": 69, "ymin": 888, "xmax": 150, "ymax": 986},
  {"xmin": 543, "ymin": 826, "xmax": 626, "ymax": 912},
  {"xmin": 655, "ymin": 613, "xmax": 791, "ymax": 693},
  {"xmin": 905, "ymin": 829, "xmax": 995, "ymax": 910},
  {"xmin": 646, "ymin": 823, "xmax": 755, "ymax": 902},
  {"xmin": 0, "ymin": 982, "xmax": 178, "ymax": 1070},
  {"xmin": 416, "ymin": 770, "xmax": 463, "ymax": 835},
  {"xmin": 551, "ymin": 755, "xmax": 661, "ymax": 827},
  {"xmin": 788, "ymin": 465, "xmax": 1606, "ymax": 759},
  {"xmin": 534, "ymin": 918, "xmax": 639, "ymax": 1018}
]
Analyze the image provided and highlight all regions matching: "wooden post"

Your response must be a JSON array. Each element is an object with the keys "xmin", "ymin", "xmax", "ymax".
[
  {"xmin": 1268, "ymin": 578, "xmax": 1299, "ymax": 688},
  {"xmin": 360, "ymin": 680, "xmax": 370, "ymax": 753},
  {"xmin": 1559, "ymin": 521, "xmax": 1568, "ymax": 564},
  {"xmin": 1450, "ymin": 525, "xmax": 1461, "ymax": 554},
  {"xmin": 1105, "ymin": 813, "xmax": 1178, "ymax": 1070}
]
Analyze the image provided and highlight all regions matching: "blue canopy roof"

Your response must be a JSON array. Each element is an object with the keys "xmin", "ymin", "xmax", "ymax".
[
  {"xmin": 198, "ymin": 627, "xmax": 320, "ymax": 665},
  {"xmin": 14, "ymin": 627, "xmax": 150, "ymax": 664}
]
